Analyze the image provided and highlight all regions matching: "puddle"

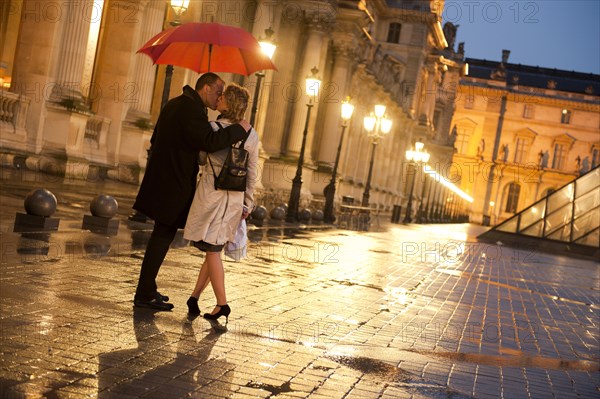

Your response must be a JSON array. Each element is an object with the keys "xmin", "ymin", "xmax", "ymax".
[
  {"xmin": 331, "ymin": 279, "xmax": 384, "ymax": 292},
  {"xmin": 326, "ymin": 354, "xmax": 409, "ymax": 381},
  {"xmin": 245, "ymin": 380, "xmax": 293, "ymax": 396},
  {"xmin": 416, "ymin": 350, "xmax": 600, "ymax": 372}
]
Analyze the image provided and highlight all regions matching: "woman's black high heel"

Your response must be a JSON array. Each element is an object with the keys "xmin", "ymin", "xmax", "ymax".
[
  {"xmin": 186, "ymin": 296, "xmax": 201, "ymax": 315},
  {"xmin": 203, "ymin": 304, "xmax": 230, "ymax": 322}
]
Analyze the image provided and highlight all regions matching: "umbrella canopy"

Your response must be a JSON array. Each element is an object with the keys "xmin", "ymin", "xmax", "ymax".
[{"xmin": 137, "ymin": 22, "xmax": 277, "ymax": 76}]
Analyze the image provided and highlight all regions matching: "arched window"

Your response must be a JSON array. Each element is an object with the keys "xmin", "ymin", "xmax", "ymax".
[
  {"xmin": 387, "ymin": 23, "xmax": 402, "ymax": 43},
  {"xmin": 505, "ymin": 183, "xmax": 520, "ymax": 213}
]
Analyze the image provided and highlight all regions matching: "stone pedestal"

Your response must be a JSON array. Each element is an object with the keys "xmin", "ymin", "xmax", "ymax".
[
  {"xmin": 14, "ymin": 213, "xmax": 60, "ymax": 233},
  {"xmin": 82, "ymin": 215, "xmax": 119, "ymax": 235}
]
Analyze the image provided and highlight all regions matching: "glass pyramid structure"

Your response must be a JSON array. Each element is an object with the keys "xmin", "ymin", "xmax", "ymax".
[{"xmin": 478, "ymin": 166, "xmax": 599, "ymax": 259}]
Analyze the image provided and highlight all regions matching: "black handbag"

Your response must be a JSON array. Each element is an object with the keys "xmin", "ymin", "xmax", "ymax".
[{"xmin": 208, "ymin": 123, "xmax": 249, "ymax": 192}]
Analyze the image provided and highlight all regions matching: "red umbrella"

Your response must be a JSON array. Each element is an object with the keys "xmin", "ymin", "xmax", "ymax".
[{"xmin": 137, "ymin": 22, "xmax": 277, "ymax": 75}]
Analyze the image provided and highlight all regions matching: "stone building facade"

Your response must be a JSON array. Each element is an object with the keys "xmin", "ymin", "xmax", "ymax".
[
  {"xmin": 1, "ymin": 0, "xmax": 464, "ymax": 218},
  {"xmin": 450, "ymin": 50, "xmax": 600, "ymax": 225}
]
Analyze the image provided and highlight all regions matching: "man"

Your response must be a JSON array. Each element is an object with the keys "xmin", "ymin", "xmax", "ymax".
[{"xmin": 133, "ymin": 73, "xmax": 250, "ymax": 311}]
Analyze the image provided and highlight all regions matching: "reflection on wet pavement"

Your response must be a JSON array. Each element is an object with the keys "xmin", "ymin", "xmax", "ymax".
[
  {"xmin": 436, "ymin": 267, "xmax": 597, "ymax": 308},
  {"xmin": 1, "ymin": 193, "xmax": 599, "ymax": 398},
  {"xmin": 415, "ymin": 350, "xmax": 600, "ymax": 372}
]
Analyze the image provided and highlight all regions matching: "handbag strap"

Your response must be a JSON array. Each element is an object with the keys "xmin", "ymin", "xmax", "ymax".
[
  {"xmin": 207, "ymin": 121, "xmax": 249, "ymax": 176},
  {"xmin": 215, "ymin": 121, "xmax": 249, "ymax": 149},
  {"xmin": 207, "ymin": 153, "xmax": 217, "ymax": 177}
]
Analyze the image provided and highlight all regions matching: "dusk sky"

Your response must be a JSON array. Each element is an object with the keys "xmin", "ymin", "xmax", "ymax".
[{"xmin": 443, "ymin": 0, "xmax": 600, "ymax": 74}]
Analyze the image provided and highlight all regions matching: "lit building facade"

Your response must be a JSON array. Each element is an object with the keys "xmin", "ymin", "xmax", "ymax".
[
  {"xmin": 450, "ymin": 50, "xmax": 600, "ymax": 225},
  {"xmin": 1, "ymin": 0, "xmax": 464, "ymax": 217}
]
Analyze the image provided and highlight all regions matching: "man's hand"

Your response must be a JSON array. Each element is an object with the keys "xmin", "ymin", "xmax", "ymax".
[{"xmin": 239, "ymin": 119, "xmax": 251, "ymax": 132}]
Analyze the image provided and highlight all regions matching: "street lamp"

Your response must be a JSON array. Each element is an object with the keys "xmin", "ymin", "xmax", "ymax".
[
  {"xmin": 361, "ymin": 106, "xmax": 392, "ymax": 207},
  {"xmin": 286, "ymin": 67, "xmax": 321, "ymax": 222},
  {"xmin": 323, "ymin": 97, "xmax": 354, "ymax": 223},
  {"xmin": 249, "ymin": 27, "xmax": 276, "ymax": 127},
  {"xmin": 160, "ymin": 0, "xmax": 190, "ymax": 110},
  {"xmin": 403, "ymin": 142, "xmax": 430, "ymax": 223}
]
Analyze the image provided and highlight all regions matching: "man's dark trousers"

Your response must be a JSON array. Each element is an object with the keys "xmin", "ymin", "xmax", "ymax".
[{"xmin": 135, "ymin": 221, "xmax": 178, "ymax": 300}]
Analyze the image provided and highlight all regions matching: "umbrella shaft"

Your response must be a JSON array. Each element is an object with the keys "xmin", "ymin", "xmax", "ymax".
[{"xmin": 161, "ymin": 65, "xmax": 174, "ymax": 110}]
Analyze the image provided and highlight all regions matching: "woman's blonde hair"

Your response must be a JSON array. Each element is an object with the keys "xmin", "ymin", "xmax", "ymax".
[{"xmin": 220, "ymin": 83, "xmax": 250, "ymax": 123}]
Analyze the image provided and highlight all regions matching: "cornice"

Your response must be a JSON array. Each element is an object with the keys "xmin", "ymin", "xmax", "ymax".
[{"xmin": 458, "ymin": 82, "xmax": 600, "ymax": 111}]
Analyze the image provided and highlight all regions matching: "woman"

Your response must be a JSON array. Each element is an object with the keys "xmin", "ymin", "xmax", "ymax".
[{"xmin": 183, "ymin": 83, "xmax": 260, "ymax": 322}]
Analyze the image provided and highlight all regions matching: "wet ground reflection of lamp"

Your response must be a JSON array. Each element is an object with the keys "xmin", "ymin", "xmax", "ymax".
[
  {"xmin": 286, "ymin": 67, "xmax": 321, "ymax": 222},
  {"xmin": 323, "ymin": 98, "xmax": 354, "ymax": 223},
  {"xmin": 249, "ymin": 27, "xmax": 276, "ymax": 127},
  {"xmin": 361, "ymin": 106, "xmax": 392, "ymax": 207},
  {"xmin": 403, "ymin": 142, "xmax": 430, "ymax": 223}
]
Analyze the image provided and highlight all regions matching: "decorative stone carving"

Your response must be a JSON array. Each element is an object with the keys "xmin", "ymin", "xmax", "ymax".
[
  {"xmin": 499, "ymin": 144, "xmax": 509, "ymax": 162},
  {"xmin": 477, "ymin": 139, "xmax": 486, "ymax": 159},
  {"xmin": 491, "ymin": 50, "xmax": 510, "ymax": 81},
  {"xmin": 443, "ymin": 22, "xmax": 458, "ymax": 51},
  {"xmin": 448, "ymin": 125, "xmax": 457, "ymax": 146}
]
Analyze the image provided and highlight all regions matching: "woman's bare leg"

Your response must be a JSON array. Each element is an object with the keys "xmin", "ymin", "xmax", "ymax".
[
  {"xmin": 191, "ymin": 258, "xmax": 211, "ymax": 298},
  {"xmin": 206, "ymin": 251, "xmax": 226, "ymax": 314}
]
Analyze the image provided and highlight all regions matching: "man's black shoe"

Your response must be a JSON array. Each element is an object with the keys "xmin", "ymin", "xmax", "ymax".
[
  {"xmin": 134, "ymin": 297, "xmax": 174, "ymax": 311},
  {"xmin": 155, "ymin": 291, "xmax": 169, "ymax": 302}
]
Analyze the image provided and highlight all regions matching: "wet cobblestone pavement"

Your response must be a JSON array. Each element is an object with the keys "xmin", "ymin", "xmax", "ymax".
[{"xmin": 1, "ymin": 171, "xmax": 599, "ymax": 398}]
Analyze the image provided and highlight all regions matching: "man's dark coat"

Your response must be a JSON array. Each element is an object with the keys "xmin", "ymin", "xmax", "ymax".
[{"xmin": 133, "ymin": 85, "xmax": 246, "ymax": 228}]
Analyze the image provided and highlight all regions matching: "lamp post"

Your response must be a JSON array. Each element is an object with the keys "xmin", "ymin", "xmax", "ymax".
[
  {"xmin": 323, "ymin": 98, "xmax": 354, "ymax": 223},
  {"xmin": 361, "ymin": 106, "xmax": 393, "ymax": 207},
  {"xmin": 424, "ymin": 176, "xmax": 438, "ymax": 222},
  {"xmin": 286, "ymin": 67, "xmax": 321, "ymax": 222},
  {"xmin": 416, "ymin": 170, "xmax": 430, "ymax": 223},
  {"xmin": 403, "ymin": 142, "xmax": 430, "ymax": 223},
  {"xmin": 160, "ymin": 0, "xmax": 189, "ymax": 110},
  {"xmin": 249, "ymin": 27, "xmax": 276, "ymax": 127}
]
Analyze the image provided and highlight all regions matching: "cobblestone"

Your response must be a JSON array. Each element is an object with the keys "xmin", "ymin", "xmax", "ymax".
[{"xmin": 1, "ymin": 174, "xmax": 599, "ymax": 398}]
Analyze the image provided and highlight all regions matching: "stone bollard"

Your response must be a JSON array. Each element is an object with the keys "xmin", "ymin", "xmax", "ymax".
[
  {"xmin": 312, "ymin": 209, "xmax": 324, "ymax": 223},
  {"xmin": 14, "ymin": 188, "xmax": 60, "ymax": 232},
  {"xmin": 82, "ymin": 194, "xmax": 120, "ymax": 235},
  {"xmin": 249, "ymin": 205, "xmax": 267, "ymax": 227},
  {"xmin": 278, "ymin": 203, "xmax": 288, "ymax": 214},
  {"xmin": 269, "ymin": 206, "xmax": 286, "ymax": 223},
  {"xmin": 298, "ymin": 208, "xmax": 312, "ymax": 223}
]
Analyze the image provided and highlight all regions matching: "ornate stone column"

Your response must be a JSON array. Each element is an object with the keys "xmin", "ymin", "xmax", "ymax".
[
  {"xmin": 10, "ymin": 0, "xmax": 65, "ymax": 152},
  {"xmin": 285, "ymin": 13, "xmax": 331, "ymax": 158},
  {"xmin": 126, "ymin": 0, "xmax": 165, "ymax": 122},
  {"xmin": 259, "ymin": 17, "xmax": 300, "ymax": 158},
  {"xmin": 316, "ymin": 38, "xmax": 354, "ymax": 165},
  {"xmin": 420, "ymin": 65, "xmax": 438, "ymax": 129},
  {"xmin": 116, "ymin": 1, "xmax": 166, "ymax": 181},
  {"xmin": 93, "ymin": 0, "xmax": 149, "ymax": 167},
  {"xmin": 53, "ymin": 0, "xmax": 94, "ymax": 101}
]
